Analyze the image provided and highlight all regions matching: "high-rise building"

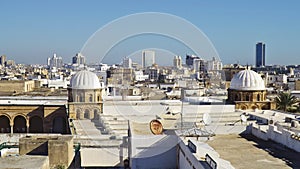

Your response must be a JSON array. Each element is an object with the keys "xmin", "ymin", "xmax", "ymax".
[
  {"xmin": 142, "ymin": 50, "xmax": 155, "ymax": 68},
  {"xmin": 193, "ymin": 58, "xmax": 205, "ymax": 72},
  {"xmin": 48, "ymin": 53, "xmax": 63, "ymax": 69},
  {"xmin": 47, "ymin": 57, "xmax": 51, "ymax": 67},
  {"xmin": 0, "ymin": 55, "xmax": 6, "ymax": 67},
  {"xmin": 256, "ymin": 42, "xmax": 266, "ymax": 67},
  {"xmin": 186, "ymin": 54, "xmax": 200, "ymax": 67},
  {"xmin": 122, "ymin": 57, "xmax": 132, "ymax": 68},
  {"xmin": 207, "ymin": 57, "xmax": 223, "ymax": 71},
  {"xmin": 173, "ymin": 56, "xmax": 182, "ymax": 69},
  {"xmin": 72, "ymin": 53, "xmax": 86, "ymax": 66}
]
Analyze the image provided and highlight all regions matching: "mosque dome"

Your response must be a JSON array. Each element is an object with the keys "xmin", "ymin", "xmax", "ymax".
[
  {"xmin": 70, "ymin": 70, "xmax": 101, "ymax": 89},
  {"xmin": 229, "ymin": 69, "xmax": 265, "ymax": 91}
]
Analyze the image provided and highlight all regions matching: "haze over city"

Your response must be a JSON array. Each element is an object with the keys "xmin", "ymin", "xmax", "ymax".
[
  {"xmin": 1, "ymin": 0, "xmax": 300, "ymax": 65},
  {"xmin": 1, "ymin": 1, "xmax": 300, "ymax": 169}
]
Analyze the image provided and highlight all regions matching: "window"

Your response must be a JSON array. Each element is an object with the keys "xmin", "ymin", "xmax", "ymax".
[
  {"xmin": 79, "ymin": 94, "xmax": 83, "ymax": 102},
  {"xmin": 246, "ymin": 95, "xmax": 250, "ymax": 101},
  {"xmin": 89, "ymin": 94, "xmax": 93, "ymax": 102},
  {"xmin": 235, "ymin": 94, "xmax": 239, "ymax": 101},
  {"xmin": 84, "ymin": 109, "xmax": 90, "ymax": 119},
  {"xmin": 257, "ymin": 94, "xmax": 260, "ymax": 101}
]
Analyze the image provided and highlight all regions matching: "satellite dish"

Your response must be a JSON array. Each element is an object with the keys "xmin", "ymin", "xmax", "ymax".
[
  {"xmin": 150, "ymin": 119, "xmax": 163, "ymax": 135},
  {"xmin": 241, "ymin": 114, "xmax": 247, "ymax": 122},
  {"xmin": 203, "ymin": 113, "xmax": 212, "ymax": 125}
]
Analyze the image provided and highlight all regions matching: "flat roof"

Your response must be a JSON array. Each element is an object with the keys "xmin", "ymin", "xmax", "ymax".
[
  {"xmin": 207, "ymin": 134, "xmax": 300, "ymax": 169},
  {"xmin": 0, "ymin": 96, "xmax": 67, "ymax": 100},
  {"xmin": 0, "ymin": 155, "xmax": 49, "ymax": 169},
  {"xmin": 80, "ymin": 148, "xmax": 120, "ymax": 167},
  {"xmin": 0, "ymin": 99, "xmax": 66, "ymax": 106}
]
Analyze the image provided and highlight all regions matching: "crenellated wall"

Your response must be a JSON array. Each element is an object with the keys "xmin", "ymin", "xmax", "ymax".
[{"xmin": 250, "ymin": 123, "xmax": 300, "ymax": 152}]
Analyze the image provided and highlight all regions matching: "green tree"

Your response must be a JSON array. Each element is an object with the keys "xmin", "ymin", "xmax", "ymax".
[{"xmin": 275, "ymin": 92, "xmax": 299, "ymax": 112}]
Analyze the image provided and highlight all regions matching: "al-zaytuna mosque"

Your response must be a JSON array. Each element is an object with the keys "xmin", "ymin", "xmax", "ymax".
[{"xmin": 227, "ymin": 68, "xmax": 276, "ymax": 110}]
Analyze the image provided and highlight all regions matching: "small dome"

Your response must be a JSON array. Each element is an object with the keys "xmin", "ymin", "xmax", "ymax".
[
  {"xmin": 70, "ymin": 70, "xmax": 100, "ymax": 89},
  {"xmin": 229, "ymin": 69, "xmax": 265, "ymax": 91}
]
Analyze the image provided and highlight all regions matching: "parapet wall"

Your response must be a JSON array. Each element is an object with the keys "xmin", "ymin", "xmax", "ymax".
[
  {"xmin": 19, "ymin": 135, "xmax": 74, "ymax": 168},
  {"xmin": 250, "ymin": 123, "xmax": 300, "ymax": 152}
]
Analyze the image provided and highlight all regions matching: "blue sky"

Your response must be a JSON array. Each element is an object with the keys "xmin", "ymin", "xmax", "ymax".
[{"xmin": 0, "ymin": 0, "xmax": 299, "ymax": 65}]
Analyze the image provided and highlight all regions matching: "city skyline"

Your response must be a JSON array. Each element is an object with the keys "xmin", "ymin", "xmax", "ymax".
[{"xmin": 0, "ymin": 1, "xmax": 300, "ymax": 65}]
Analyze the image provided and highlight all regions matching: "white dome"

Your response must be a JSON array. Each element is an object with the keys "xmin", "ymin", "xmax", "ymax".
[
  {"xmin": 70, "ymin": 70, "xmax": 101, "ymax": 89},
  {"xmin": 229, "ymin": 69, "xmax": 265, "ymax": 91}
]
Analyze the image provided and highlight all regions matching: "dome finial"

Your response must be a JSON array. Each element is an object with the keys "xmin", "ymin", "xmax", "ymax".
[
  {"xmin": 83, "ymin": 65, "xmax": 88, "ymax": 70},
  {"xmin": 246, "ymin": 63, "xmax": 251, "ymax": 70}
]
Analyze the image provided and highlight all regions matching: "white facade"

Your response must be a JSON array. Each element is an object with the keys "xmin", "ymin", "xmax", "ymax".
[
  {"xmin": 122, "ymin": 57, "xmax": 132, "ymax": 68},
  {"xmin": 134, "ymin": 71, "xmax": 149, "ymax": 82},
  {"xmin": 193, "ymin": 58, "xmax": 205, "ymax": 72},
  {"xmin": 48, "ymin": 79, "xmax": 68, "ymax": 89},
  {"xmin": 251, "ymin": 123, "xmax": 300, "ymax": 153},
  {"xmin": 142, "ymin": 50, "xmax": 155, "ymax": 68},
  {"xmin": 48, "ymin": 53, "xmax": 63, "ymax": 69},
  {"xmin": 207, "ymin": 57, "xmax": 223, "ymax": 71},
  {"xmin": 99, "ymin": 64, "xmax": 110, "ymax": 71},
  {"xmin": 173, "ymin": 55, "xmax": 182, "ymax": 69},
  {"xmin": 266, "ymin": 74, "xmax": 288, "ymax": 85}
]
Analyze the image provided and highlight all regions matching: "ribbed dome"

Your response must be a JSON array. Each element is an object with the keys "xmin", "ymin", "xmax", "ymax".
[
  {"xmin": 70, "ymin": 70, "xmax": 101, "ymax": 89},
  {"xmin": 229, "ymin": 70, "xmax": 265, "ymax": 91}
]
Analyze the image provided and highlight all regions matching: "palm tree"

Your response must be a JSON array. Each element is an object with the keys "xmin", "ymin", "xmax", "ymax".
[{"xmin": 275, "ymin": 92, "xmax": 299, "ymax": 112}]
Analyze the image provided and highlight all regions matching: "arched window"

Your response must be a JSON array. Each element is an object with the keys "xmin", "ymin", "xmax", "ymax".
[
  {"xmin": 89, "ymin": 94, "xmax": 93, "ymax": 102},
  {"xmin": 13, "ymin": 115, "xmax": 27, "ymax": 133},
  {"xmin": 235, "ymin": 94, "xmax": 239, "ymax": 101},
  {"xmin": 29, "ymin": 116, "xmax": 43, "ymax": 133},
  {"xmin": 94, "ymin": 109, "xmax": 100, "ymax": 120},
  {"xmin": 84, "ymin": 109, "xmax": 90, "ymax": 119},
  {"xmin": 76, "ymin": 109, "xmax": 81, "ymax": 119},
  {"xmin": 52, "ymin": 116, "xmax": 66, "ymax": 134},
  {"xmin": 0, "ymin": 115, "xmax": 10, "ymax": 133},
  {"xmin": 79, "ymin": 93, "xmax": 84, "ymax": 102},
  {"xmin": 246, "ymin": 95, "xmax": 250, "ymax": 101}
]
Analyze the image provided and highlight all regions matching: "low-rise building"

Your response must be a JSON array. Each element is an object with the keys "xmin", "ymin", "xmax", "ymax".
[
  {"xmin": 295, "ymin": 80, "xmax": 300, "ymax": 90},
  {"xmin": 0, "ymin": 80, "xmax": 35, "ymax": 94}
]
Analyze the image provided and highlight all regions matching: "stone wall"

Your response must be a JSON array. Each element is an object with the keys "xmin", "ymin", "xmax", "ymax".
[
  {"xmin": 295, "ymin": 80, "xmax": 300, "ymax": 90},
  {"xmin": 0, "ymin": 80, "xmax": 35, "ymax": 93},
  {"xmin": 0, "ymin": 104, "xmax": 69, "ymax": 134},
  {"xmin": 19, "ymin": 135, "xmax": 74, "ymax": 168}
]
